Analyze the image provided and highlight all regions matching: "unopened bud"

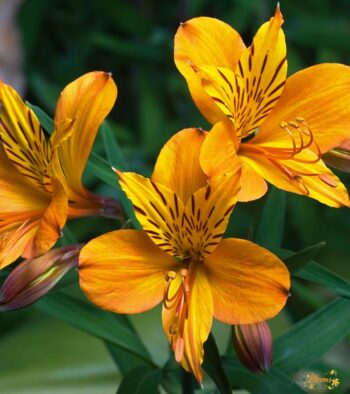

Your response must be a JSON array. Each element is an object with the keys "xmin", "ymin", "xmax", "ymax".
[
  {"xmin": 0, "ymin": 244, "xmax": 82, "ymax": 311},
  {"xmin": 323, "ymin": 140, "xmax": 350, "ymax": 173},
  {"xmin": 232, "ymin": 321, "xmax": 272, "ymax": 373}
]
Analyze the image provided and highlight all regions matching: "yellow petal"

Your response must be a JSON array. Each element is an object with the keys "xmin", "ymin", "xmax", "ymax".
[
  {"xmin": 184, "ymin": 169, "xmax": 241, "ymax": 256},
  {"xmin": 192, "ymin": 8, "xmax": 286, "ymax": 138},
  {"xmin": 240, "ymin": 147, "xmax": 349, "ymax": 207},
  {"xmin": 152, "ymin": 128, "xmax": 207, "ymax": 203},
  {"xmin": 205, "ymin": 238, "xmax": 290, "ymax": 324},
  {"xmin": 162, "ymin": 264, "xmax": 212, "ymax": 383},
  {"xmin": 174, "ymin": 17, "xmax": 246, "ymax": 124},
  {"xmin": 22, "ymin": 178, "xmax": 68, "ymax": 259},
  {"xmin": 254, "ymin": 64, "xmax": 350, "ymax": 153},
  {"xmin": 0, "ymin": 81, "xmax": 49, "ymax": 190},
  {"xmin": 0, "ymin": 144, "xmax": 50, "ymax": 214},
  {"xmin": 233, "ymin": 6, "xmax": 286, "ymax": 136},
  {"xmin": 79, "ymin": 229, "xmax": 175, "ymax": 313},
  {"xmin": 53, "ymin": 71, "xmax": 117, "ymax": 197},
  {"xmin": 116, "ymin": 170, "xmax": 186, "ymax": 257}
]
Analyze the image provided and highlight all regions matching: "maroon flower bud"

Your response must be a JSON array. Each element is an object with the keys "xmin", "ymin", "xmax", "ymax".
[
  {"xmin": 232, "ymin": 321, "xmax": 273, "ymax": 373},
  {"xmin": 0, "ymin": 245, "xmax": 82, "ymax": 311}
]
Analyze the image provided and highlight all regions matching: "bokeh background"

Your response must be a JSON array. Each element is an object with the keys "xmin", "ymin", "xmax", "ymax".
[{"xmin": 0, "ymin": 0, "xmax": 349, "ymax": 392}]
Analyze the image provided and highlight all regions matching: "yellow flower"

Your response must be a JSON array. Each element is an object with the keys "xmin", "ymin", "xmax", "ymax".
[
  {"xmin": 0, "ymin": 72, "xmax": 117, "ymax": 268},
  {"xmin": 79, "ymin": 128, "xmax": 290, "ymax": 383},
  {"xmin": 174, "ymin": 6, "xmax": 350, "ymax": 207}
]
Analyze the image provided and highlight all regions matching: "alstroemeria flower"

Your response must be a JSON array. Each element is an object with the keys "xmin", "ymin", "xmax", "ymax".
[
  {"xmin": 174, "ymin": 7, "xmax": 350, "ymax": 207},
  {"xmin": 0, "ymin": 71, "xmax": 117, "ymax": 268},
  {"xmin": 79, "ymin": 128, "xmax": 290, "ymax": 383}
]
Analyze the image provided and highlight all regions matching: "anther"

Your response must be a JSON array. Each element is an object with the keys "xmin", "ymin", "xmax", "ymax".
[
  {"xmin": 319, "ymin": 174, "xmax": 338, "ymax": 188},
  {"xmin": 296, "ymin": 117, "xmax": 305, "ymax": 122},
  {"xmin": 166, "ymin": 271, "xmax": 177, "ymax": 281},
  {"xmin": 169, "ymin": 324, "xmax": 177, "ymax": 336},
  {"xmin": 279, "ymin": 121, "xmax": 288, "ymax": 128},
  {"xmin": 174, "ymin": 337, "xmax": 185, "ymax": 362},
  {"xmin": 292, "ymin": 174, "xmax": 303, "ymax": 183},
  {"xmin": 179, "ymin": 268, "xmax": 188, "ymax": 278},
  {"xmin": 288, "ymin": 121, "xmax": 299, "ymax": 128}
]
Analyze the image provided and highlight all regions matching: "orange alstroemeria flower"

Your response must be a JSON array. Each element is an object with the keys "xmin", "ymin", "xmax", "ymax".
[
  {"xmin": 79, "ymin": 128, "xmax": 290, "ymax": 383},
  {"xmin": 174, "ymin": 7, "xmax": 350, "ymax": 207},
  {"xmin": 0, "ymin": 71, "xmax": 117, "ymax": 268}
]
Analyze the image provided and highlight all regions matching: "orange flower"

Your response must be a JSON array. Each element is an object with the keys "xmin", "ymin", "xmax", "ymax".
[
  {"xmin": 174, "ymin": 6, "xmax": 350, "ymax": 207},
  {"xmin": 0, "ymin": 71, "xmax": 117, "ymax": 268},
  {"xmin": 79, "ymin": 128, "xmax": 290, "ymax": 383}
]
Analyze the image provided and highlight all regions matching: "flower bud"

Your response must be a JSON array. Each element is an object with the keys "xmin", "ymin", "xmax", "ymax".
[
  {"xmin": 323, "ymin": 139, "xmax": 350, "ymax": 173},
  {"xmin": 0, "ymin": 244, "xmax": 82, "ymax": 311},
  {"xmin": 232, "ymin": 321, "xmax": 273, "ymax": 373}
]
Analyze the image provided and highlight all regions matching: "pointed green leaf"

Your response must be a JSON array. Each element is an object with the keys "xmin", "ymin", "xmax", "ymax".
[
  {"xmin": 273, "ymin": 298, "xmax": 350, "ymax": 373},
  {"xmin": 117, "ymin": 365, "xmax": 162, "ymax": 394},
  {"xmin": 203, "ymin": 333, "xmax": 231, "ymax": 394},
  {"xmin": 255, "ymin": 187, "xmax": 286, "ymax": 249},
  {"xmin": 222, "ymin": 357, "xmax": 305, "ymax": 394},
  {"xmin": 283, "ymin": 242, "xmax": 326, "ymax": 273}
]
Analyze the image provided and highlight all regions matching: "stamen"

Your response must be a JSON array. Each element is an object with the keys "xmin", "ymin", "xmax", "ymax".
[{"xmin": 319, "ymin": 174, "xmax": 338, "ymax": 188}]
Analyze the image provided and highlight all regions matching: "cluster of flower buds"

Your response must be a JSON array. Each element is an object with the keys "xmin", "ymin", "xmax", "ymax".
[{"xmin": 0, "ymin": 244, "xmax": 82, "ymax": 311}]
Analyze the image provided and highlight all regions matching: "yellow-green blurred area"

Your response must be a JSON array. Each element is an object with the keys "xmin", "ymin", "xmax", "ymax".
[{"xmin": 1, "ymin": 0, "xmax": 350, "ymax": 392}]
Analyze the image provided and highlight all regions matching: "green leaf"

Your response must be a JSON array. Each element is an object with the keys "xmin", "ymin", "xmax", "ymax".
[
  {"xmin": 283, "ymin": 242, "xmax": 326, "ymax": 273},
  {"xmin": 275, "ymin": 246, "xmax": 350, "ymax": 299},
  {"xmin": 255, "ymin": 187, "xmax": 286, "ymax": 249},
  {"xmin": 117, "ymin": 365, "xmax": 162, "ymax": 394},
  {"xmin": 273, "ymin": 298, "xmax": 350, "ymax": 373},
  {"xmin": 101, "ymin": 121, "xmax": 127, "ymax": 170},
  {"xmin": 36, "ymin": 291, "xmax": 156, "ymax": 368},
  {"xmin": 295, "ymin": 262, "xmax": 350, "ymax": 299},
  {"xmin": 222, "ymin": 357, "xmax": 305, "ymax": 394},
  {"xmin": 203, "ymin": 333, "xmax": 231, "ymax": 394}
]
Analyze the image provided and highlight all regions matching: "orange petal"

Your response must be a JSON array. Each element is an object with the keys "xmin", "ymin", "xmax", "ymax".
[
  {"xmin": 53, "ymin": 71, "xmax": 117, "ymax": 197},
  {"xmin": 162, "ymin": 264, "xmax": 212, "ymax": 383},
  {"xmin": 152, "ymin": 128, "xmax": 207, "ymax": 203},
  {"xmin": 0, "ymin": 81, "xmax": 49, "ymax": 190},
  {"xmin": 237, "ymin": 163, "xmax": 268, "ymax": 202},
  {"xmin": 79, "ymin": 229, "xmax": 175, "ymax": 313},
  {"xmin": 174, "ymin": 17, "xmax": 246, "ymax": 124},
  {"xmin": 240, "ymin": 147, "xmax": 349, "ymax": 207},
  {"xmin": 116, "ymin": 170, "xmax": 188, "ymax": 257},
  {"xmin": 255, "ymin": 64, "xmax": 350, "ymax": 153},
  {"xmin": 205, "ymin": 238, "xmax": 290, "ymax": 324},
  {"xmin": 22, "ymin": 178, "xmax": 68, "ymax": 259},
  {"xmin": 0, "ymin": 220, "xmax": 38, "ymax": 269},
  {"xmin": 200, "ymin": 120, "xmax": 240, "ymax": 178}
]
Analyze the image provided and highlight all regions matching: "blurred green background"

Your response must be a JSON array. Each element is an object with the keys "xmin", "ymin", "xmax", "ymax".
[{"xmin": 0, "ymin": 0, "xmax": 349, "ymax": 392}]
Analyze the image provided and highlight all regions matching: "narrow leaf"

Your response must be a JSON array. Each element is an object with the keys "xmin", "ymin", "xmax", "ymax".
[
  {"xmin": 203, "ymin": 333, "xmax": 231, "ymax": 394},
  {"xmin": 255, "ymin": 187, "xmax": 286, "ymax": 249},
  {"xmin": 222, "ymin": 357, "xmax": 305, "ymax": 394},
  {"xmin": 36, "ymin": 291, "xmax": 155, "ymax": 368},
  {"xmin": 273, "ymin": 298, "xmax": 350, "ymax": 373},
  {"xmin": 283, "ymin": 242, "xmax": 326, "ymax": 273},
  {"xmin": 117, "ymin": 365, "xmax": 162, "ymax": 394}
]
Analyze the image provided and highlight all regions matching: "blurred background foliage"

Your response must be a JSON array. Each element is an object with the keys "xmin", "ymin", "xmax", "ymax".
[{"xmin": 0, "ymin": 0, "xmax": 349, "ymax": 392}]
